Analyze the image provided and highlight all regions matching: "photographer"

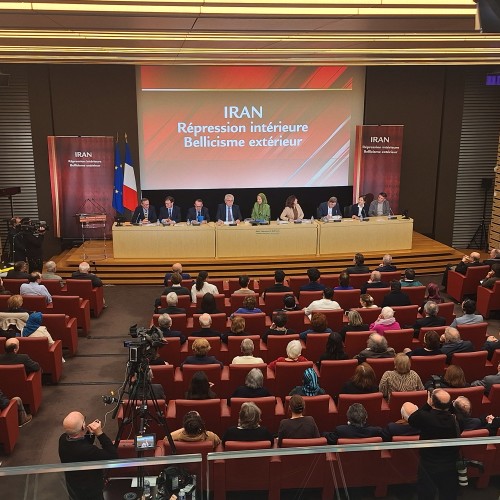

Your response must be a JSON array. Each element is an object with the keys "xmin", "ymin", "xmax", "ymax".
[
  {"xmin": 7, "ymin": 217, "xmax": 26, "ymax": 263},
  {"xmin": 22, "ymin": 219, "xmax": 46, "ymax": 273},
  {"xmin": 58, "ymin": 411, "xmax": 118, "ymax": 500}
]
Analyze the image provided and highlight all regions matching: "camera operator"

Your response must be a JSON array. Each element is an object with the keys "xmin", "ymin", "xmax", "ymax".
[
  {"xmin": 21, "ymin": 219, "xmax": 46, "ymax": 273},
  {"xmin": 7, "ymin": 217, "xmax": 26, "ymax": 263},
  {"xmin": 59, "ymin": 411, "xmax": 118, "ymax": 500}
]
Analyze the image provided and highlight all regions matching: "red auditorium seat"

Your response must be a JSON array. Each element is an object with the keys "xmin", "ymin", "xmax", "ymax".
[
  {"xmin": 51, "ymin": 295, "xmax": 91, "ymax": 335},
  {"xmin": 2, "ymin": 279, "xmax": 28, "ymax": 295},
  {"xmin": 214, "ymin": 440, "xmax": 278, "ymax": 500},
  {"xmin": 436, "ymin": 301, "xmax": 456, "ymax": 325},
  {"xmin": 366, "ymin": 358, "xmax": 396, "ymax": 383},
  {"xmin": 160, "ymin": 294, "xmax": 191, "ymax": 311},
  {"xmin": 269, "ymin": 361, "xmax": 315, "ymax": 399},
  {"xmin": 20, "ymin": 295, "xmax": 50, "ymax": 313},
  {"xmin": 225, "ymin": 335, "xmax": 262, "ymax": 363},
  {"xmin": 258, "ymin": 276, "xmax": 285, "ymax": 294},
  {"xmin": 228, "ymin": 277, "xmax": 254, "ymax": 295},
  {"xmin": 226, "ymin": 363, "xmax": 268, "ymax": 397},
  {"xmin": 457, "ymin": 322, "xmax": 488, "ymax": 351},
  {"xmin": 261, "ymin": 334, "xmax": 300, "ymax": 364},
  {"xmin": 152, "ymin": 313, "xmax": 187, "ymax": 334},
  {"xmin": 114, "ymin": 439, "xmax": 158, "ymax": 477},
  {"xmin": 40, "ymin": 279, "xmax": 65, "ymax": 295},
  {"xmin": 445, "ymin": 386, "xmax": 488, "ymax": 417},
  {"xmin": 380, "ymin": 271, "xmax": 401, "ymax": 283},
  {"xmin": 0, "ymin": 399, "xmax": 19, "ymax": 455},
  {"xmin": 351, "ymin": 307, "xmax": 382, "ymax": 325},
  {"xmin": 305, "ymin": 308, "xmax": 344, "ymax": 332},
  {"xmin": 335, "ymin": 437, "xmax": 389, "ymax": 497},
  {"xmin": 228, "ymin": 293, "xmax": 255, "ymax": 311},
  {"xmin": 42, "ymin": 313, "xmax": 78, "ymax": 356},
  {"xmin": 298, "ymin": 290, "xmax": 323, "ymax": 309},
  {"xmin": 383, "ymin": 328, "xmax": 414, "ymax": 354},
  {"xmin": 410, "ymin": 354, "xmax": 447, "ymax": 383},
  {"xmin": 333, "ymin": 289, "xmax": 361, "ymax": 310},
  {"xmin": 117, "ymin": 400, "xmax": 167, "ymax": 438},
  {"xmin": 368, "ymin": 288, "xmax": 390, "ymax": 306},
  {"xmin": 450, "ymin": 351, "xmax": 491, "ymax": 382},
  {"xmin": 337, "ymin": 393, "xmax": 389, "ymax": 427},
  {"xmin": 302, "ymin": 332, "xmax": 330, "ymax": 362},
  {"xmin": 347, "ymin": 273, "xmax": 371, "ymax": 289},
  {"xmin": 385, "ymin": 435, "xmax": 420, "ymax": 490},
  {"xmin": 392, "ymin": 305, "xmax": 419, "ymax": 327},
  {"xmin": 150, "ymin": 364, "xmax": 182, "ymax": 400},
  {"xmin": 235, "ymin": 313, "xmax": 267, "ymax": 335},
  {"xmin": 263, "ymin": 292, "xmax": 293, "ymax": 315},
  {"xmin": 320, "ymin": 274, "xmax": 339, "ymax": 289},
  {"xmin": 282, "ymin": 310, "xmax": 306, "ymax": 333},
  {"xmin": 387, "ymin": 390, "xmax": 428, "ymax": 423},
  {"xmin": 288, "ymin": 276, "xmax": 309, "ymax": 296},
  {"xmin": 484, "ymin": 384, "xmax": 500, "ymax": 416},
  {"xmin": 414, "ymin": 326, "xmax": 447, "ymax": 348},
  {"xmin": 460, "ymin": 429, "xmax": 496, "ymax": 489},
  {"xmin": 344, "ymin": 330, "xmax": 373, "ymax": 358},
  {"xmin": 319, "ymin": 359, "xmax": 358, "ymax": 398},
  {"xmin": 65, "ymin": 279, "xmax": 104, "ymax": 317},
  {"xmin": 401, "ymin": 286, "xmax": 426, "ymax": 305},
  {"xmin": 447, "ymin": 265, "xmax": 490, "ymax": 302},
  {"xmin": 177, "ymin": 363, "xmax": 227, "ymax": 397},
  {"xmin": 156, "ymin": 337, "xmax": 184, "ymax": 367},
  {"xmin": 284, "ymin": 394, "xmax": 338, "ymax": 432},
  {"xmin": 0, "ymin": 295, "xmax": 10, "ymax": 311},
  {"xmin": 477, "ymin": 281, "xmax": 500, "ymax": 319},
  {"xmin": 192, "ymin": 293, "xmax": 225, "ymax": 314},
  {"xmin": 225, "ymin": 396, "xmax": 284, "ymax": 434},
  {"xmin": 0, "ymin": 365, "xmax": 42, "ymax": 415}
]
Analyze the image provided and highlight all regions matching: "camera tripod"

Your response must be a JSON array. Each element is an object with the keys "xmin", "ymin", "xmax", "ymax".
[
  {"xmin": 469, "ymin": 178, "xmax": 492, "ymax": 252},
  {"xmin": 113, "ymin": 356, "xmax": 176, "ymax": 498}
]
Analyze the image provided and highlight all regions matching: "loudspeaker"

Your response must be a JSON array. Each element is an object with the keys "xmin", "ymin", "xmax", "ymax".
[
  {"xmin": 477, "ymin": 0, "xmax": 500, "ymax": 33},
  {"xmin": 481, "ymin": 178, "xmax": 493, "ymax": 190}
]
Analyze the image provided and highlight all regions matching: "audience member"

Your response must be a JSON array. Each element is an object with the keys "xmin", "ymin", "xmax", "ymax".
[
  {"xmin": 185, "ymin": 371, "xmax": 217, "ymax": 400},
  {"xmin": 191, "ymin": 313, "xmax": 222, "ymax": 338},
  {"xmin": 156, "ymin": 291, "xmax": 186, "ymax": 315},
  {"xmin": 424, "ymin": 364, "xmax": 469, "ymax": 391},
  {"xmin": 59, "ymin": 411, "xmax": 118, "ymax": 500},
  {"xmin": 471, "ymin": 361, "xmax": 500, "ymax": 395},
  {"xmin": 157, "ymin": 313, "xmax": 186, "ymax": 344},
  {"xmin": 354, "ymin": 333, "xmax": 396, "ymax": 363},
  {"xmin": 20, "ymin": 272, "xmax": 52, "ymax": 304},
  {"xmin": 6, "ymin": 261, "xmax": 30, "ymax": 279},
  {"xmin": 340, "ymin": 363, "xmax": 379, "ymax": 395},
  {"xmin": 163, "ymin": 262, "xmax": 191, "ymax": 286},
  {"xmin": 6, "ymin": 294, "xmax": 30, "ymax": 313},
  {"xmin": 360, "ymin": 294, "xmax": 377, "ymax": 309},
  {"xmin": 230, "ymin": 338, "xmax": 264, "ymax": 365},
  {"xmin": 191, "ymin": 271, "xmax": 219, "ymax": 303},
  {"xmin": 369, "ymin": 307, "xmax": 400, "ymax": 335},
  {"xmin": 262, "ymin": 269, "xmax": 292, "ymax": 298},
  {"xmin": 262, "ymin": 311, "xmax": 295, "ymax": 343},
  {"xmin": 299, "ymin": 267, "xmax": 326, "ymax": 293},
  {"xmin": 0, "ymin": 277, "xmax": 11, "ymax": 296},
  {"xmin": 129, "ymin": 368, "xmax": 165, "ymax": 400},
  {"xmin": 233, "ymin": 275, "xmax": 254, "ymax": 295},
  {"xmin": 268, "ymin": 339, "xmax": 308, "ymax": 371},
  {"xmin": 339, "ymin": 310, "xmax": 370, "ymax": 341},
  {"xmin": 221, "ymin": 316, "xmax": 249, "ymax": 344},
  {"xmin": 222, "ymin": 402, "xmax": 274, "ymax": 445},
  {"xmin": 324, "ymin": 403, "xmax": 383, "ymax": 444},
  {"xmin": 400, "ymin": 268, "xmax": 423, "ymax": 287},
  {"xmin": 317, "ymin": 332, "xmax": 348, "ymax": 368},
  {"xmin": 162, "ymin": 272, "xmax": 191, "ymax": 298},
  {"xmin": 481, "ymin": 263, "xmax": 500, "ymax": 289},
  {"xmin": 181, "ymin": 338, "xmax": 223, "ymax": 368},
  {"xmin": 197, "ymin": 292, "xmax": 221, "ymax": 314},
  {"xmin": 303, "ymin": 287, "xmax": 340, "ymax": 318},
  {"xmin": 360, "ymin": 271, "xmax": 388, "ymax": 295},
  {"xmin": 440, "ymin": 327, "xmax": 474, "ymax": 363},
  {"xmin": 229, "ymin": 368, "xmax": 271, "ymax": 403},
  {"xmin": 450, "ymin": 299, "xmax": 483, "ymax": 328},
  {"xmin": 277, "ymin": 395, "xmax": 320, "ymax": 446},
  {"xmin": 379, "ymin": 353, "xmax": 424, "ymax": 401},
  {"xmin": 0, "ymin": 388, "xmax": 32, "ymax": 427},
  {"xmin": 345, "ymin": 253, "xmax": 370, "ymax": 274},
  {"xmin": 452, "ymin": 396, "xmax": 483, "ymax": 431},
  {"xmin": 169, "ymin": 410, "xmax": 221, "ymax": 449},
  {"xmin": 21, "ymin": 312, "xmax": 55, "ymax": 345},
  {"xmin": 376, "ymin": 254, "xmax": 397, "ymax": 272},
  {"xmin": 289, "ymin": 367, "xmax": 325, "ymax": 397},
  {"xmin": 412, "ymin": 301, "xmax": 446, "ymax": 338},
  {"xmin": 381, "ymin": 281, "xmax": 411, "ymax": 308},
  {"xmin": 41, "ymin": 260, "xmax": 62, "ymax": 281},
  {"xmin": 0, "ymin": 338, "xmax": 40, "ymax": 373},
  {"xmin": 442, "ymin": 251, "xmax": 481, "ymax": 289},
  {"xmin": 232, "ymin": 295, "xmax": 262, "ymax": 315},
  {"xmin": 299, "ymin": 312, "xmax": 333, "ymax": 341},
  {"xmin": 404, "ymin": 330, "xmax": 442, "ymax": 357},
  {"xmin": 382, "ymin": 403, "xmax": 420, "ymax": 440},
  {"xmin": 334, "ymin": 271, "xmax": 353, "ymax": 290},
  {"xmin": 70, "ymin": 261, "xmax": 103, "ymax": 287}
]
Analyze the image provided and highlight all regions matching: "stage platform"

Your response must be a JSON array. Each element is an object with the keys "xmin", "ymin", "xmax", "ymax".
[{"xmin": 50, "ymin": 231, "xmax": 463, "ymax": 285}]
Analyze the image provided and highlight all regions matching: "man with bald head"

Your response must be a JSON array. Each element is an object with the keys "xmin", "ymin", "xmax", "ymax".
[
  {"xmin": 58, "ymin": 411, "xmax": 117, "ymax": 500},
  {"xmin": 360, "ymin": 270, "xmax": 388, "ymax": 295},
  {"xmin": 191, "ymin": 313, "xmax": 222, "ymax": 338},
  {"xmin": 440, "ymin": 326, "xmax": 474, "ymax": 363},
  {"xmin": 163, "ymin": 262, "xmax": 191, "ymax": 287},
  {"xmin": 442, "ymin": 251, "xmax": 482, "ymax": 290},
  {"xmin": 0, "ymin": 337, "xmax": 40, "ymax": 374},
  {"xmin": 404, "ymin": 388, "xmax": 460, "ymax": 499}
]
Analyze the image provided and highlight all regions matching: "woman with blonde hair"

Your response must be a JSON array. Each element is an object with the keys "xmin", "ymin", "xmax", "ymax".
[
  {"xmin": 181, "ymin": 337, "xmax": 223, "ymax": 368},
  {"xmin": 379, "ymin": 353, "xmax": 424, "ymax": 401}
]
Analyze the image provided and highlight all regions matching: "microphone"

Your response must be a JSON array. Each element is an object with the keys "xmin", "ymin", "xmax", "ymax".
[
  {"xmin": 134, "ymin": 209, "xmax": 141, "ymax": 224},
  {"xmin": 388, "ymin": 207, "xmax": 397, "ymax": 220}
]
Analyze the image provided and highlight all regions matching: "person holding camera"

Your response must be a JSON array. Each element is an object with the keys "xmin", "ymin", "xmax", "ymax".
[
  {"xmin": 58, "ymin": 411, "xmax": 118, "ymax": 500},
  {"xmin": 7, "ymin": 217, "xmax": 26, "ymax": 263}
]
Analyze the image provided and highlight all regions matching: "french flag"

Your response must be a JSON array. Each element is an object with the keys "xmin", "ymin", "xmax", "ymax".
[{"xmin": 123, "ymin": 141, "xmax": 137, "ymax": 211}]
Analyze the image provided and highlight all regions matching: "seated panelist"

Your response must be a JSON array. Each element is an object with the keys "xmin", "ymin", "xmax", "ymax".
[
  {"xmin": 280, "ymin": 195, "xmax": 304, "ymax": 221},
  {"xmin": 251, "ymin": 192, "xmax": 271, "ymax": 221},
  {"xmin": 368, "ymin": 192, "xmax": 391, "ymax": 217},
  {"xmin": 317, "ymin": 196, "xmax": 342, "ymax": 219},
  {"xmin": 350, "ymin": 195, "xmax": 368, "ymax": 219},
  {"xmin": 158, "ymin": 195, "xmax": 181, "ymax": 224},
  {"xmin": 216, "ymin": 193, "xmax": 242, "ymax": 224},
  {"xmin": 186, "ymin": 198, "xmax": 210, "ymax": 223},
  {"xmin": 131, "ymin": 198, "xmax": 157, "ymax": 224}
]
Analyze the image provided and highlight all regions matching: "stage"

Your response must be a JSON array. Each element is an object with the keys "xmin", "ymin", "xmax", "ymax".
[{"xmin": 50, "ymin": 230, "xmax": 462, "ymax": 285}]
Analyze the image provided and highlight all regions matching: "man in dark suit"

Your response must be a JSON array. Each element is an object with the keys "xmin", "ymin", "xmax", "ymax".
[
  {"xmin": 191, "ymin": 313, "xmax": 222, "ymax": 338},
  {"xmin": 360, "ymin": 271, "xmax": 388, "ymax": 295},
  {"xmin": 324, "ymin": 403, "xmax": 383, "ymax": 444},
  {"xmin": 412, "ymin": 301, "xmax": 446, "ymax": 338},
  {"xmin": 442, "ymin": 251, "xmax": 482, "ymax": 289},
  {"xmin": 70, "ymin": 261, "xmax": 103, "ymax": 287},
  {"xmin": 131, "ymin": 197, "xmax": 157, "ymax": 224},
  {"xmin": 186, "ymin": 198, "xmax": 210, "ymax": 223},
  {"xmin": 350, "ymin": 195, "xmax": 368, "ymax": 219},
  {"xmin": 345, "ymin": 253, "xmax": 370, "ymax": 274},
  {"xmin": 375, "ymin": 254, "xmax": 398, "ymax": 272},
  {"xmin": 158, "ymin": 195, "xmax": 181, "ymax": 223},
  {"xmin": 263, "ymin": 269, "xmax": 292, "ymax": 298},
  {"xmin": 157, "ymin": 313, "xmax": 186, "ymax": 344},
  {"xmin": 216, "ymin": 193, "xmax": 243, "ymax": 223},
  {"xmin": 162, "ymin": 274, "xmax": 191, "ymax": 298},
  {"xmin": 299, "ymin": 267, "xmax": 326, "ymax": 293},
  {"xmin": 156, "ymin": 291, "xmax": 187, "ymax": 314},
  {"xmin": 381, "ymin": 281, "xmax": 411, "ymax": 308},
  {"xmin": 317, "ymin": 197, "xmax": 342, "ymax": 219},
  {"xmin": 5, "ymin": 260, "xmax": 30, "ymax": 279},
  {"xmin": 0, "ymin": 337, "xmax": 40, "ymax": 374}
]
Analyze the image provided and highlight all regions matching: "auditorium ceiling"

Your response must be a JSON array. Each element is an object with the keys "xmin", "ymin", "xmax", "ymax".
[{"xmin": 0, "ymin": 0, "xmax": 499, "ymax": 65}]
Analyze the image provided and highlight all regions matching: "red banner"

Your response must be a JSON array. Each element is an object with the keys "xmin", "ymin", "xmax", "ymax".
[
  {"xmin": 353, "ymin": 125, "xmax": 404, "ymax": 214},
  {"xmin": 48, "ymin": 136, "xmax": 114, "ymax": 238}
]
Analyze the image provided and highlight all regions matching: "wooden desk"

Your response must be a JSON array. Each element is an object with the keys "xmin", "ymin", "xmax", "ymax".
[
  {"xmin": 216, "ymin": 221, "xmax": 318, "ymax": 258},
  {"xmin": 318, "ymin": 216, "xmax": 413, "ymax": 254},
  {"xmin": 112, "ymin": 222, "xmax": 216, "ymax": 259}
]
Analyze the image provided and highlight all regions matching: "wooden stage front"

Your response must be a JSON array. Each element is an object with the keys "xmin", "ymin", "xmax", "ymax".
[{"xmin": 51, "ymin": 231, "xmax": 462, "ymax": 285}]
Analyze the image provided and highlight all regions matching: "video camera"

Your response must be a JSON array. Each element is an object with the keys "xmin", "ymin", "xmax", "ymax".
[
  {"xmin": 124, "ymin": 324, "xmax": 166, "ymax": 363},
  {"xmin": 20, "ymin": 218, "xmax": 49, "ymax": 234}
]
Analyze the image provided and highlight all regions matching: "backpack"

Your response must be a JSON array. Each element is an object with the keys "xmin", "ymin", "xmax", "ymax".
[{"xmin": 155, "ymin": 465, "xmax": 192, "ymax": 499}]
